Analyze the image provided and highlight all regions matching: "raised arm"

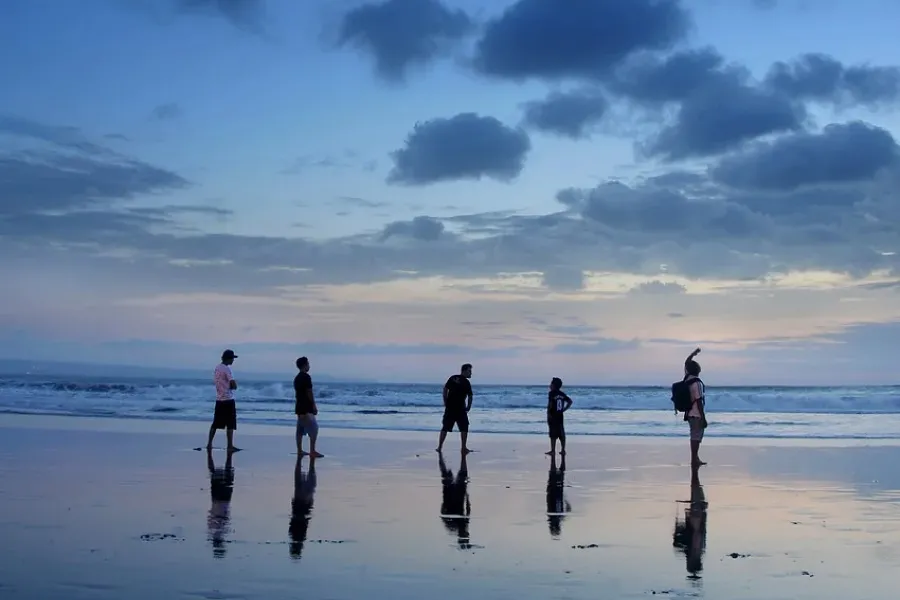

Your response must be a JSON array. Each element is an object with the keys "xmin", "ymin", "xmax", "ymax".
[{"xmin": 684, "ymin": 347, "xmax": 701, "ymax": 367}]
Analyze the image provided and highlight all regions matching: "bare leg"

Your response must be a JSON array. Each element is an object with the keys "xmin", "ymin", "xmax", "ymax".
[
  {"xmin": 226, "ymin": 428, "xmax": 240, "ymax": 451},
  {"xmin": 559, "ymin": 434, "xmax": 567, "ymax": 455},
  {"xmin": 436, "ymin": 430, "xmax": 448, "ymax": 452},
  {"xmin": 309, "ymin": 430, "xmax": 323, "ymax": 458},
  {"xmin": 206, "ymin": 424, "xmax": 216, "ymax": 450},
  {"xmin": 691, "ymin": 440, "xmax": 705, "ymax": 465},
  {"xmin": 460, "ymin": 431, "xmax": 471, "ymax": 454},
  {"xmin": 546, "ymin": 436, "xmax": 556, "ymax": 455},
  {"xmin": 295, "ymin": 419, "xmax": 307, "ymax": 455}
]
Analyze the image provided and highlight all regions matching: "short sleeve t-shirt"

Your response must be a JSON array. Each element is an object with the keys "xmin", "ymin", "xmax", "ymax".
[
  {"xmin": 214, "ymin": 363, "xmax": 234, "ymax": 402},
  {"xmin": 444, "ymin": 375, "xmax": 472, "ymax": 411},
  {"xmin": 547, "ymin": 390, "xmax": 570, "ymax": 418},
  {"xmin": 294, "ymin": 372, "xmax": 313, "ymax": 415}
]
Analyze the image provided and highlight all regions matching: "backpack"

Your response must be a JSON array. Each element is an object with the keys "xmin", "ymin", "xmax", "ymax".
[{"xmin": 671, "ymin": 377, "xmax": 703, "ymax": 413}]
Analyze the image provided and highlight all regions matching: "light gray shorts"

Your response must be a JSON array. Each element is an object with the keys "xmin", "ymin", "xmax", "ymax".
[
  {"xmin": 688, "ymin": 417, "xmax": 705, "ymax": 442},
  {"xmin": 296, "ymin": 414, "xmax": 319, "ymax": 438}
]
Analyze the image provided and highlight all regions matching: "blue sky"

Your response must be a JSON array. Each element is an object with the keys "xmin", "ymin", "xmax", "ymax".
[{"xmin": 2, "ymin": 0, "xmax": 900, "ymax": 385}]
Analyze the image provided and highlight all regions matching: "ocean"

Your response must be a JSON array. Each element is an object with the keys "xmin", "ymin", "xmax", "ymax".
[{"xmin": 2, "ymin": 374, "xmax": 900, "ymax": 440}]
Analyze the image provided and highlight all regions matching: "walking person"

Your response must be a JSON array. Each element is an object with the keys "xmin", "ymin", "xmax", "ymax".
[
  {"xmin": 436, "ymin": 363, "xmax": 473, "ymax": 454},
  {"xmin": 683, "ymin": 348, "xmax": 707, "ymax": 466},
  {"xmin": 206, "ymin": 349, "xmax": 240, "ymax": 452},
  {"xmin": 546, "ymin": 377, "xmax": 573, "ymax": 455},
  {"xmin": 294, "ymin": 356, "xmax": 323, "ymax": 458}
]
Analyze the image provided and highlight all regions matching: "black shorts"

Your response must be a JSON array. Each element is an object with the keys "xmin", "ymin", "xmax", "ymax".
[
  {"xmin": 548, "ymin": 415, "xmax": 565, "ymax": 438},
  {"xmin": 212, "ymin": 400, "xmax": 237, "ymax": 430},
  {"xmin": 442, "ymin": 408, "xmax": 469, "ymax": 433}
]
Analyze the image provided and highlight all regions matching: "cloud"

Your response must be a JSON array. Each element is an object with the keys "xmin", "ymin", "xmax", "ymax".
[
  {"xmin": 0, "ymin": 114, "xmax": 109, "ymax": 155},
  {"xmin": 150, "ymin": 103, "xmax": 182, "ymax": 121},
  {"xmin": 643, "ymin": 76, "xmax": 806, "ymax": 160},
  {"xmin": 381, "ymin": 216, "xmax": 445, "ymax": 241},
  {"xmin": 176, "ymin": 0, "xmax": 266, "ymax": 34},
  {"xmin": 630, "ymin": 281, "xmax": 687, "ymax": 295},
  {"xmin": 553, "ymin": 338, "xmax": 640, "ymax": 354},
  {"xmin": 472, "ymin": 0, "xmax": 689, "ymax": 82},
  {"xmin": 765, "ymin": 53, "xmax": 900, "ymax": 107},
  {"xmin": 541, "ymin": 267, "xmax": 585, "ymax": 291},
  {"xmin": 388, "ymin": 113, "xmax": 531, "ymax": 185},
  {"xmin": 609, "ymin": 47, "xmax": 740, "ymax": 104},
  {"xmin": 521, "ymin": 89, "xmax": 609, "ymax": 139},
  {"xmin": 712, "ymin": 121, "xmax": 899, "ymax": 191},
  {"xmin": 338, "ymin": 0, "xmax": 473, "ymax": 82}
]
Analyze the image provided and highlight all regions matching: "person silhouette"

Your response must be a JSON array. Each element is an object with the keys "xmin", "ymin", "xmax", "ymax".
[
  {"xmin": 546, "ymin": 453, "xmax": 572, "ymax": 538},
  {"xmin": 288, "ymin": 454, "xmax": 318, "ymax": 560},
  {"xmin": 206, "ymin": 448, "xmax": 235, "ymax": 558},
  {"xmin": 438, "ymin": 452, "xmax": 472, "ymax": 549},
  {"xmin": 672, "ymin": 463, "xmax": 708, "ymax": 579}
]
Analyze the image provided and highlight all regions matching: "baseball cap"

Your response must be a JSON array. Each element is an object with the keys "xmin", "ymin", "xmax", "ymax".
[{"xmin": 222, "ymin": 349, "xmax": 238, "ymax": 359}]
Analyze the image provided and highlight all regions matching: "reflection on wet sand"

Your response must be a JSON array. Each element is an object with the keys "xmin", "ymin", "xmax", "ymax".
[
  {"xmin": 439, "ymin": 452, "xmax": 472, "ymax": 549},
  {"xmin": 673, "ymin": 463, "xmax": 708, "ymax": 580},
  {"xmin": 546, "ymin": 453, "xmax": 571, "ymax": 538},
  {"xmin": 206, "ymin": 449, "xmax": 235, "ymax": 559},
  {"xmin": 289, "ymin": 454, "xmax": 317, "ymax": 560}
]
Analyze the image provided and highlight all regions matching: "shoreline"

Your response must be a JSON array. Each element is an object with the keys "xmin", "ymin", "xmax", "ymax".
[{"xmin": 2, "ymin": 413, "xmax": 899, "ymax": 447}]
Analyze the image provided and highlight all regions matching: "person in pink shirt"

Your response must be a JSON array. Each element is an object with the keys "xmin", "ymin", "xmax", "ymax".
[{"xmin": 207, "ymin": 349, "xmax": 240, "ymax": 452}]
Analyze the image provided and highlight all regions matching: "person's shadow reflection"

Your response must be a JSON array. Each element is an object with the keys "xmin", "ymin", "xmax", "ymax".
[
  {"xmin": 206, "ymin": 449, "xmax": 235, "ymax": 559},
  {"xmin": 546, "ymin": 453, "xmax": 572, "ymax": 538},
  {"xmin": 289, "ymin": 454, "xmax": 318, "ymax": 560},
  {"xmin": 672, "ymin": 463, "xmax": 708, "ymax": 579},
  {"xmin": 439, "ymin": 452, "xmax": 472, "ymax": 549}
]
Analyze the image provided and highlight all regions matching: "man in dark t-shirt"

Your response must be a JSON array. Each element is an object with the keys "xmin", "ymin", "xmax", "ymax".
[
  {"xmin": 436, "ymin": 363, "xmax": 473, "ymax": 454},
  {"xmin": 294, "ymin": 356, "xmax": 323, "ymax": 458},
  {"xmin": 546, "ymin": 377, "xmax": 573, "ymax": 455}
]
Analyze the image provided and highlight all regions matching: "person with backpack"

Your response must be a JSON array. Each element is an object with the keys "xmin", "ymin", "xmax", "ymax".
[{"xmin": 671, "ymin": 348, "xmax": 707, "ymax": 466}]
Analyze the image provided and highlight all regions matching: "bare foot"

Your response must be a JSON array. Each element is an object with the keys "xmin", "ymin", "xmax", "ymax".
[
  {"xmin": 227, "ymin": 446, "xmax": 242, "ymax": 453},
  {"xmin": 435, "ymin": 448, "xmax": 443, "ymax": 453},
  {"xmin": 692, "ymin": 459, "xmax": 707, "ymax": 466},
  {"xmin": 310, "ymin": 451, "xmax": 324, "ymax": 458},
  {"xmin": 205, "ymin": 445, "xmax": 212, "ymax": 451},
  {"xmin": 560, "ymin": 450, "xmax": 567, "ymax": 455},
  {"xmin": 297, "ymin": 450, "xmax": 309, "ymax": 456},
  {"xmin": 461, "ymin": 447, "xmax": 472, "ymax": 455},
  {"xmin": 545, "ymin": 450, "xmax": 554, "ymax": 455}
]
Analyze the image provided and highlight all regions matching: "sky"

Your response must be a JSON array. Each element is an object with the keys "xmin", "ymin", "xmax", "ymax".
[{"xmin": 1, "ymin": 0, "xmax": 900, "ymax": 385}]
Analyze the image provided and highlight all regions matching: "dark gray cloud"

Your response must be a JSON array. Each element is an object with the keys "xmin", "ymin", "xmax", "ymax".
[
  {"xmin": 644, "ymin": 77, "xmax": 806, "ymax": 160},
  {"xmin": 765, "ymin": 53, "xmax": 900, "ymax": 107},
  {"xmin": 472, "ymin": 0, "xmax": 689, "ymax": 82},
  {"xmin": 0, "ymin": 114, "xmax": 110, "ymax": 155},
  {"xmin": 177, "ymin": 0, "xmax": 265, "ymax": 33},
  {"xmin": 609, "ymin": 47, "xmax": 739, "ymax": 104},
  {"xmin": 0, "ymin": 153, "xmax": 188, "ymax": 216},
  {"xmin": 150, "ymin": 103, "xmax": 182, "ymax": 121},
  {"xmin": 388, "ymin": 113, "xmax": 530, "ymax": 185},
  {"xmin": 338, "ymin": 0, "xmax": 473, "ymax": 82},
  {"xmin": 381, "ymin": 216, "xmax": 445, "ymax": 241},
  {"xmin": 712, "ymin": 121, "xmax": 899, "ymax": 191},
  {"xmin": 521, "ymin": 89, "xmax": 609, "ymax": 139}
]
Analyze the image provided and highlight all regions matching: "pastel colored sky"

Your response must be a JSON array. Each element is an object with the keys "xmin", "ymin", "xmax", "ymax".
[{"xmin": 2, "ymin": 0, "xmax": 900, "ymax": 384}]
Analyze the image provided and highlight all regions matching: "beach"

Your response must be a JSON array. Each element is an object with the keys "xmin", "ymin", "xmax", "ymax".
[{"xmin": 1, "ymin": 415, "xmax": 898, "ymax": 599}]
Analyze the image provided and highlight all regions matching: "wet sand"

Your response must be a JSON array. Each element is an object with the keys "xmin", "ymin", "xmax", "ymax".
[{"xmin": 0, "ymin": 414, "xmax": 898, "ymax": 599}]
